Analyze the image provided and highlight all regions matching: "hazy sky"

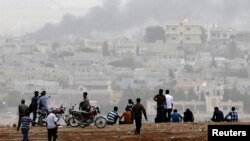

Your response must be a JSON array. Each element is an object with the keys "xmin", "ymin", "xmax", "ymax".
[
  {"xmin": 0, "ymin": 0, "xmax": 101, "ymax": 35},
  {"xmin": 1, "ymin": 0, "xmax": 249, "ymax": 37}
]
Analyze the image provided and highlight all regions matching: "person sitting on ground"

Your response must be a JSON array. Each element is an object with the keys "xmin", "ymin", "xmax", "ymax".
[
  {"xmin": 211, "ymin": 107, "xmax": 224, "ymax": 122},
  {"xmin": 170, "ymin": 109, "xmax": 182, "ymax": 122},
  {"xmin": 225, "ymin": 107, "xmax": 238, "ymax": 122},
  {"xmin": 107, "ymin": 106, "xmax": 120, "ymax": 125},
  {"xmin": 79, "ymin": 92, "xmax": 91, "ymax": 112},
  {"xmin": 119, "ymin": 107, "xmax": 132, "ymax": 124},
  {"xmin": 183, "ymin": 108, "xmax": 194, "ymax": 122}
]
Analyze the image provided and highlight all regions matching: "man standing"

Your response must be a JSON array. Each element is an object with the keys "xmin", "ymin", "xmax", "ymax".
[
  {"xmin": 131, "ymin": 98, "xmax": 147, "ymax": 135},
  {"xmin": 47, "ymin": 110, "xmax": 59, "ymax": 141},
  {"xmin": 17, "ymin": 111, "xmax": 32, "ymax": 141},
  {"xmin": 164, "ymin": 89, "xmax": 173, "ymax": 122},
  {"xmin": 153, "ymin": 89, "xmax": 166, "ymax": 123},
  {"xmin": 30, "ymin": 91, "xmax": 39, "ymax": 125},
  {"xmin": 79, "ymin": 92, "xmax": 91, "ymax": 111},
  {"xmin": 18, "ymin": 99, "xmax": 29, "ymax": 123}
]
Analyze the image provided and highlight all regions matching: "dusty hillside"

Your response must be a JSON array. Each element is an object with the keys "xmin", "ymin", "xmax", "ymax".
[{"xmin": 0, "ymin": 122, "xmax": 248, "ymax": 141}]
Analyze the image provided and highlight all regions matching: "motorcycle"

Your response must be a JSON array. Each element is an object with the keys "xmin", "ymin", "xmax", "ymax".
[
  {"xmin": 37, "ymin": 104, "xmax": 69, "ymax": 126},
  {"xmin": 37, "ymin": 109, "xmax": 48, "ymax": 126},
  {"xmin": 68, "ymin": 106, "xmax": 107, "ymax": 128},
  {"xmin": 52, "ymin": 104, "xmax": 70, "ymax": 125}
]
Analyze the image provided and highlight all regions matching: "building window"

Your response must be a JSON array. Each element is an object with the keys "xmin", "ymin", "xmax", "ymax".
[
  {"xmin": 172, "ymin": 27, "xmax": 176, "ymax": 31},
  {"xmin": 223, "ymin": 33, "xmax": 227, "ymax": 38},
  {"xmin": 180, "ymin": 32, "xmax": 183, "ymax": 35},
  {"xmin": 186, "ymin": 27, "xmax": 191, "ymax": 31},
  {"xmin": 172, "ymin": 37, "xmax": 176, "ymax": 40},
  {"xmin": 186, "ymin": 37, "xmax": 190, "ymax": 40}
]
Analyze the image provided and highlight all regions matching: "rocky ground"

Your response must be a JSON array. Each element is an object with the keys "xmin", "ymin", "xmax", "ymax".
[{"xmin": 0, "ymin": 122, "xmax": 249, "ymax": 141}]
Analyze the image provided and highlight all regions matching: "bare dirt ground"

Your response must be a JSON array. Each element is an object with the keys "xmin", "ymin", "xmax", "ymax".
[{"xmin": 0, "ymin": 122, "xmax": 249, "ymax": 141}]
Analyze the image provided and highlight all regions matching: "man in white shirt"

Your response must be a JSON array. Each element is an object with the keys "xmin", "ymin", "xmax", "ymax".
[
  {"xmin": 164, "ymin": 89, "xmax": 173, "ymax": 122},
  {"xmin": 47, "ymin": 110, "xmax": 59, "ymax": 141}
]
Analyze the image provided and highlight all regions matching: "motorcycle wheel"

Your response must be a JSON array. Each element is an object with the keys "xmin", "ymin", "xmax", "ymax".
[
  {"xmin": 64, "ymin": 115, "xmax": 71, "ymax": 125},
  {"xmin": 68, "ymin": 117, "xmax": 80, "ymax": 127},
  {"xmin": 95, "ymin": 116, "xmax": 107, "ymax": 128},
  {"xmin": 38, "ymin": 115, "xmax": 47, "ymax": 127}
]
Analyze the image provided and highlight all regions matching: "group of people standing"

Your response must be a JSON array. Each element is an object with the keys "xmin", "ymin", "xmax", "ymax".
[
  {"xmin": 154, "ymin": 89, "xmax": 194, "ymax": 123},
  {"xmin": 17, "ymin": 90, "xmax": 58, "ymax": 141},
  {"xmin": 154, "ymin": 89, "xmax": 181, "ymax": 123}
]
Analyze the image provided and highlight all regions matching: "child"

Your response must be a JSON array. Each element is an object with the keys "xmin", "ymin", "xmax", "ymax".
[{"xmin": 17, "ymin": 110, "xmax": 33, "ymax": 141}]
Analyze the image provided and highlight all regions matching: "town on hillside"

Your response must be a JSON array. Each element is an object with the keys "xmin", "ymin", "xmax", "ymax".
[{"xmin": 1, "ymin": 18, "xmax": 250, "ymax": 122}]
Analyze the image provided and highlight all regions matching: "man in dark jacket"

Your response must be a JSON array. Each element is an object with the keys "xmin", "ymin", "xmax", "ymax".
[
  {"xmin": 30, "ymin": 91, "xmax": 39, "ymax": 123},
  {"xmin": 153, "ymin": 89, "xmax": 166, "ymax": 123},
  {"xmin": 131, "ymin": 98, "xmax": 147, "ymax": 135},
  {"xmin": 183, "ymin": 108, "xmax": 194, "ymax": 122},
  {"xmin": 211, "ymin": 107, "xmax": 224, "ymax": 122},
  {"xmin": 18, "ymin": 99, "xmax": 29, "ymax": 123}
]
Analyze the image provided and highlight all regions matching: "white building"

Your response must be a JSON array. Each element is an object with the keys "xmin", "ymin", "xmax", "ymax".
[{"xmin": 165, "ymin": 18, "xmax": 202, "ymax": 49}]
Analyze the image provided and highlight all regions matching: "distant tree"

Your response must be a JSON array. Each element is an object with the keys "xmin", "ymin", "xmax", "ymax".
[
  {"xmin": 210, "ymin": 56, "xmax": 217, "ymax": 67},
  {"xmin": 144, "ymin": 26, "xmax": 166, "ymax": 42},
  {"xmin": 57, "ymin": 51, "xmax": 74, "ymax": 58},
  {"xmin": 51, "ymin": 42, "xmax": 61, "ymax": 51},
  {"xmin": 223, "ymin": 86, "xmax": 243, "ymax": 101},
  {"xmin": 200, "ymin": 27, "xmax": 207, "ymax": 43},
  {"xmin": 184, "ymin": 65, "xmax": 193, "ymax": 73},
  {"xmin": 108, "ymin": 57, "xmax": 141, "ymax": 69},
  {"xmin": 237, "ymin": 68, "xmax": 248, "ymax": 78},
  {"xmin": 117, "ymin": 87, "xmax": 153, "ymax": 109},
  {"xmin": 200, "ymin": 91, "xmax": 205, "ymax": 101},
  {"xmin": 169, "ymin": 69, "xmax": 175, "ymax": 79},
  {"xmin": 174, "ymin": 89, "xmax": 186, "ymax": 101},
  {"xmin": 225, "ymin": 41, "xmax": 243, "ymax": 59},
  {"xmin": 102, "ymin": 41, "xmax": 110, "ymax": 56},
  {"xmin": 186, "ymin": 88, "xmax": 197, "ymax": 100}
]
